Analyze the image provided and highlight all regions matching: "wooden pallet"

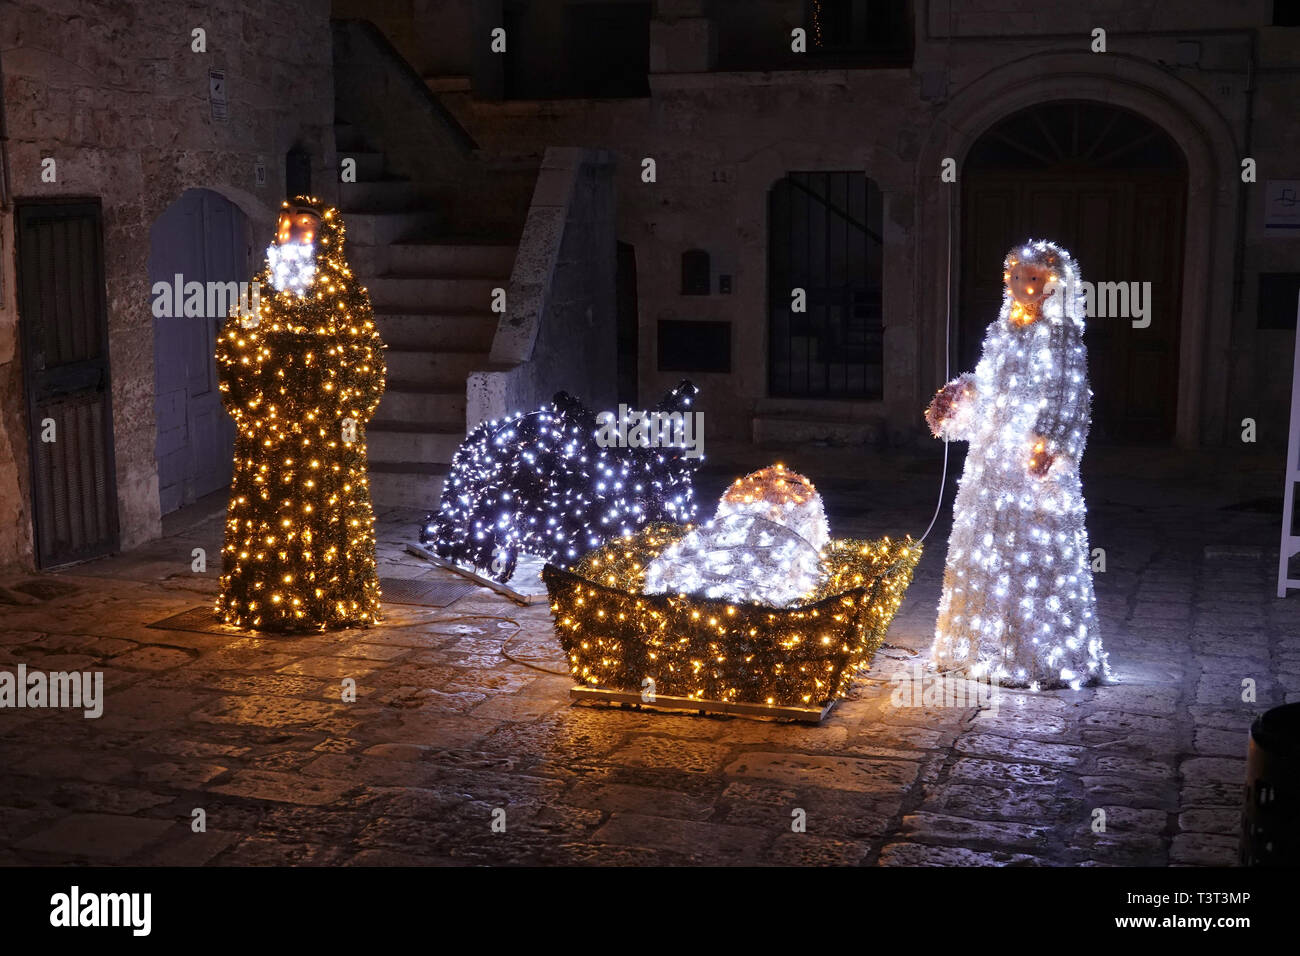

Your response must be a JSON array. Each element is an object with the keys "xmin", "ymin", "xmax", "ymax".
[
  {"xmin": 569, "ymin": 686, "xmax": 834, "ymax": 723},
  {"xmin": 404, "ymin": 543, "xmax": 548, "ymax": 606}
]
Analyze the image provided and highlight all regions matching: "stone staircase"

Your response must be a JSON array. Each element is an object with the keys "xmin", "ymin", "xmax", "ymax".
[{"xmin": 336, "ymin": 120, "xmax": 517, "ymax": 509}]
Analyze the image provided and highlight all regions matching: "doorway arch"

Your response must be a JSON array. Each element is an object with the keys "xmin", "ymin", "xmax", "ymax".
[
  {"xmin": 962, "ymin": 100, "xmax": 1188, "ymax": 442},
  {"xmin": 148, "ymin": 188, "xmax": 254, "ymax": 514},
  {"xmin": 915, "ymin": 52, "xmax": 1240, "ymax": 447}
]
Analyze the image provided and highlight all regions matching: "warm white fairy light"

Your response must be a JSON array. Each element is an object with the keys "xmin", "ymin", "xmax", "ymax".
[
  {"xmin": 420, "ymin": 383, "xmax": 701, "ymax": 583},
  {"xmin": 927, "ymin": 239, "xmax": 1108, "ymax": 689}
]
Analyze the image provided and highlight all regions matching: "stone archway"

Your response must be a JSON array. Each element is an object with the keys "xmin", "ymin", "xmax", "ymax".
[{"xmin": 916, "ymin": 53, "xmax": 1240, "ymax": 447}]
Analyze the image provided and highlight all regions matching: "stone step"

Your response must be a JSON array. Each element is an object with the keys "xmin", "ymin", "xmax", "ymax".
[
  {"xmin": 338, "ymin": 178, "xmax": 421, "ymax": 212},
  {"xmin": 384, "ymin": 241, "xmax": 515, "ymax": 277},
  {"xmin": 369, "ymin": 462, "xmax": 446, "ymax": 509},
  {"xmin": 423, "ymin": 74, "xmax": 472, "ymax": 93},
  {"xmin": 374, "ymin": 312, "xmax": 498, "ymax": 351},
  {"xmin": 377, "ymin": 386, "xmax": 466, "ymax": 423},
  {"xmin": 367, "ymin": 423, "xmax": 464, "ymax": 464},
  {"xmin": 752, "ymin": 413, "xmax": 887, "ymax": 447},
  {"xmin": 346, "ymin": 210, "xmax": 439, "ymax": 246},
  {"xmin": 366, "ymin": 275, "xmax": 501, "ymax": 312},
  {"xmin": 337, "ymin": 149, "xmax": 385, "ymax": 180},
  {"xmin": 334, "ymin": 122, "xmax": 370, "ymax": 153},
  {"xmin": 385, "ymin": 348, "xmax": 486, "ymax": 389}
]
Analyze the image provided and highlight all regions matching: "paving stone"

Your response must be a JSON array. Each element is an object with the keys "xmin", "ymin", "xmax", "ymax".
[
  {"xmin": 876, "ymin": 842, "xmax": 1039, "ymax": 866},
  {"xmin": 1169, "ymin": 832, "xmax": 1238, "ymax": 866},
  {"xmin": 923, "ymin": 783, "xmax": 1069, "ymax": 823},
  {"xmin": 138, "ymin": 829, "xmax": 242, "ymax": 866},
  {"xmin": 1178, "ymin": 808, "xmax": 1239, "ymax": 835},
  {"xmin": 111, "ymin": 645, "xmax": 197, "ymax": 670},
  {"xmin": 764, "ymin": 832, "xmax": 871, "ymax": 866},
  {"xmin": 955, "ymin": 734, "xmax": 1084, "ymax": 766},
  {"xmin": 563, "ymin": 781, "xmax": 715, "ymax": 820},
  {"xmin": 723, "ymin": 752, "xmax": 920, "ymax": 792},
  {"xmin": 592, "ymin": 812, "xmax": 769, "ymax": 862},
  {"xmin": 898, "ymin": 812, "xmax": 1050, "ymax": 852},
  {"xmin": 949, "ymin": 757, "xmax": 1062, "ymax": 787},
  {"xmin": 611, "ymin": 737, "xmax": 734, "ymax": 774},
  {"xmin": 207, "ymin": 769, "xmax": 356, "ymax": 805},
  {"xmin": 15, "ymin": 813, "xmax": 173, "ymax": 861}
]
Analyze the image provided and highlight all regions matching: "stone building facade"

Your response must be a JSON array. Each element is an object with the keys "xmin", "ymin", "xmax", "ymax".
[
  {"xmin": 0, "ymin": 0, "xmax": 336, "ymax": 568},
  {"xmin": 420, "ymin": 0, "xmax": 1300, "ymax": 449},
  {"xmin": 3, "ymin": 0, "xmax": 1299, "ymax": 570}
]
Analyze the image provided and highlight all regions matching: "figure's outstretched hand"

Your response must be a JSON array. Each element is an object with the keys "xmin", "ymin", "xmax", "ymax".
[
  {"xmin": 926, "ymin": 379, "xmax": 968, "ymax": 437},
  {"xmin": 1028, "ymin": 438, "xmax": 1055, "ymax": 478}
]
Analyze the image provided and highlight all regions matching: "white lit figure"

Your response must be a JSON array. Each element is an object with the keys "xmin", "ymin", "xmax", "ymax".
[
  {"xmin": 644, "ymin": 464, "xmax": 829, "ymax": 607},
  {"xmin": 926, "ymin": 240, "xmax": 1108, "ymax": 690}
]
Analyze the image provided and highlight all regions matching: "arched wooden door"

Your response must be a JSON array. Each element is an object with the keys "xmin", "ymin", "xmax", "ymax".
[
  {"xmin": 961, "ymin": 102, "xmax": 1187, "ymax": 443},
  {"xmin": 149, "ymin": 189, "xmax": 254, "ymax": 514}
]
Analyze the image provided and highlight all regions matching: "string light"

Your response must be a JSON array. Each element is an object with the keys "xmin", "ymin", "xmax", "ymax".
[
  {"xmin": 645, "ymin": 465, "xmax": 831, "ymax": 606},
  {"xmin": 927, "ymin": 240, "xmax": 1108, "ymax": 689},
  {"xmin": 544, "ymin": 522, "xmax": 921, "ymax": 707},
  {"xmin": 421, "ymin": 382, "xmax": 701, "ymax": 582},
  {"xmin": 213, "ymin": 197, "xmax": 385, "ymax": 631}
]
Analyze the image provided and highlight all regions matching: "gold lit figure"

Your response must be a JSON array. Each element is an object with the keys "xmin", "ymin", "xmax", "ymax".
[{"xmin": 213, "ymin": 198, "xmax": 386, "ymax": 631}]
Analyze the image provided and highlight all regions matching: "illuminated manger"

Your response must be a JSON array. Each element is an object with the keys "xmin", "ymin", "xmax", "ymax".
[{"xmin": 542, "ymin": 522, "xmax": 921, "ymax": 714}]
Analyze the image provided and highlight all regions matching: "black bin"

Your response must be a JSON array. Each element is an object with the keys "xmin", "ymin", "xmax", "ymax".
[{"xmin": 1241, "ymin": 702, "xmax": 1300, "ymax": 866}]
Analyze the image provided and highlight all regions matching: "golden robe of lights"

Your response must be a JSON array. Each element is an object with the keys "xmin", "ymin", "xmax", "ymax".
[{"xmin": 213, "ymin": 198, "xmax": 386, "ymax": 631}]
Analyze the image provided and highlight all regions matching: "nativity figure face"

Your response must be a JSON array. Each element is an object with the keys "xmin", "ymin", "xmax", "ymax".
[
  {"xmin": 267, "ymin": 207, "xmax": 322, "ymax": 296},
  {"xmin": 277, "ymin": 208, "xmax": 321, "ymax": 247},
  {"xmin": 1003, "ymin": 246, "xmax": 1061, "ymax": 324}
]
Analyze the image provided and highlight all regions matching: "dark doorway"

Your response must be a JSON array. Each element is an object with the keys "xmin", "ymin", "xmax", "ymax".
[
  {"xmin": 962, "ymin": 101, "xmax": 1187, "ymax": 442},
  {"xmin": 615, "ymin": 241, "xmax": 639, "ymax": 406},
  {"xmin": 148, "ymin": 189, "xmax": 253, "ymax": 515},
  {"xmin": 768, "ymin": 171, "xmax": 884, "ymax": 399},
  {"xmin": 17, "ymin": 199, "xmax": 119, "ymax": 567}
]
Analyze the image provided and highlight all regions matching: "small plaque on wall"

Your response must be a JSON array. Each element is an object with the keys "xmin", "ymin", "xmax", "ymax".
[{"xmin": 658, "ymin": 320, "xmax": 731, "ymax": 373}]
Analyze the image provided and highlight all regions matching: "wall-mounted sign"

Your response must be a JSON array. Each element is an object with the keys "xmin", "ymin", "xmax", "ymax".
[
  {"xmin": 208, "ymin": 69, "xmax": 228, "ymax": 123},
  {"xmin": 1265, "ymin": 180, "xmax": 1300, "ymax": 237}
]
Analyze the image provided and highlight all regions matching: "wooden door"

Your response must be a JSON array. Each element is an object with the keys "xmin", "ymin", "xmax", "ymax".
[
  {"xmin": 960, "ymin": 173, "xmax": 1185, "ymax": 442},
  {"xmin": 17, "ymin": 200, "xmax": 120, "ymax": 567},
  {"xmin": 149, "ymin": 189, "xmax": 250, "ymax": 513}
]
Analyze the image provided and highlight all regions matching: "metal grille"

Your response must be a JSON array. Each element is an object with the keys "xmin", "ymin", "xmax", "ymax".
[
  {"xmin": 768, "ymin": 171, "xmax": 884, "ymax": 399},
  {"xmin": 18, "ymin": 201, "xmax": 118, "ymax": 567},
  {"xmin": 378, "ymin": 577, "xmax": 478, "ymax": 607}
]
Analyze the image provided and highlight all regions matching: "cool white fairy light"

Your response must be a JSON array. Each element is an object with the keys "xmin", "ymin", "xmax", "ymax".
[
  {"xmin": 420, "ymin": 382, "xmax": 700, "ymax": 583},
  {"xmin": 927, "ymin": 240, "xmax": 1109, "ymax": 689},
  {"xmin": 644, "ymin": 465, "xmax": 830, "ymax": 607},
  {"xmin": 266, "ymin": 241, "xmax": 316, "ymax": 295}
]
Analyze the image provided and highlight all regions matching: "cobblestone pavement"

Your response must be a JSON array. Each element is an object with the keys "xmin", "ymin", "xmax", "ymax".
[{"xmin": 0, "ymin": 445, "xmax": 1291, "ymax": 866}]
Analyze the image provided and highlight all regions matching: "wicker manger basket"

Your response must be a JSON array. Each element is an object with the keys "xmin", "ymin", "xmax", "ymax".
[{"xmin": 542, "ymin": 523, "xmax": 921, "ymax": 709}]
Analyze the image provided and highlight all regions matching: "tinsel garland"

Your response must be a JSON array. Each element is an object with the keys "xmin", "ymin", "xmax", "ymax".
[
  {"xmin": 213, "ymin": 197, "xmax": 385, "ymax": 631},
  {"xmin": 421, "ymin": 382, "xmax": 700, "ymax": 583},
  {"xmin": 544, "ymin": 522, "xmax": 921, "ymax": 707}
]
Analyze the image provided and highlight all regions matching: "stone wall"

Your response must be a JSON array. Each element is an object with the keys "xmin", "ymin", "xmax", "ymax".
[
  {"xmin": 0, "ymin": 0, "xmax": 336, "ymax": 569},
  {"xmin": 468, "ymin": 147, "xmax": 618, "ymax": 425},
  {"xmin": 353, "ymin": 0, "xmax": 1300, "ymax": 449}
]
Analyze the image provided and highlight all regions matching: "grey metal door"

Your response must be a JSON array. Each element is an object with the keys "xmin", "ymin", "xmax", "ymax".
[
  {"xmin": 149, "ymin": 189, "xmax": 249, "ymax": 513},
  {"xmin": 17, "ymin": 199, "xmax": 120, "ymax": 567}
]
